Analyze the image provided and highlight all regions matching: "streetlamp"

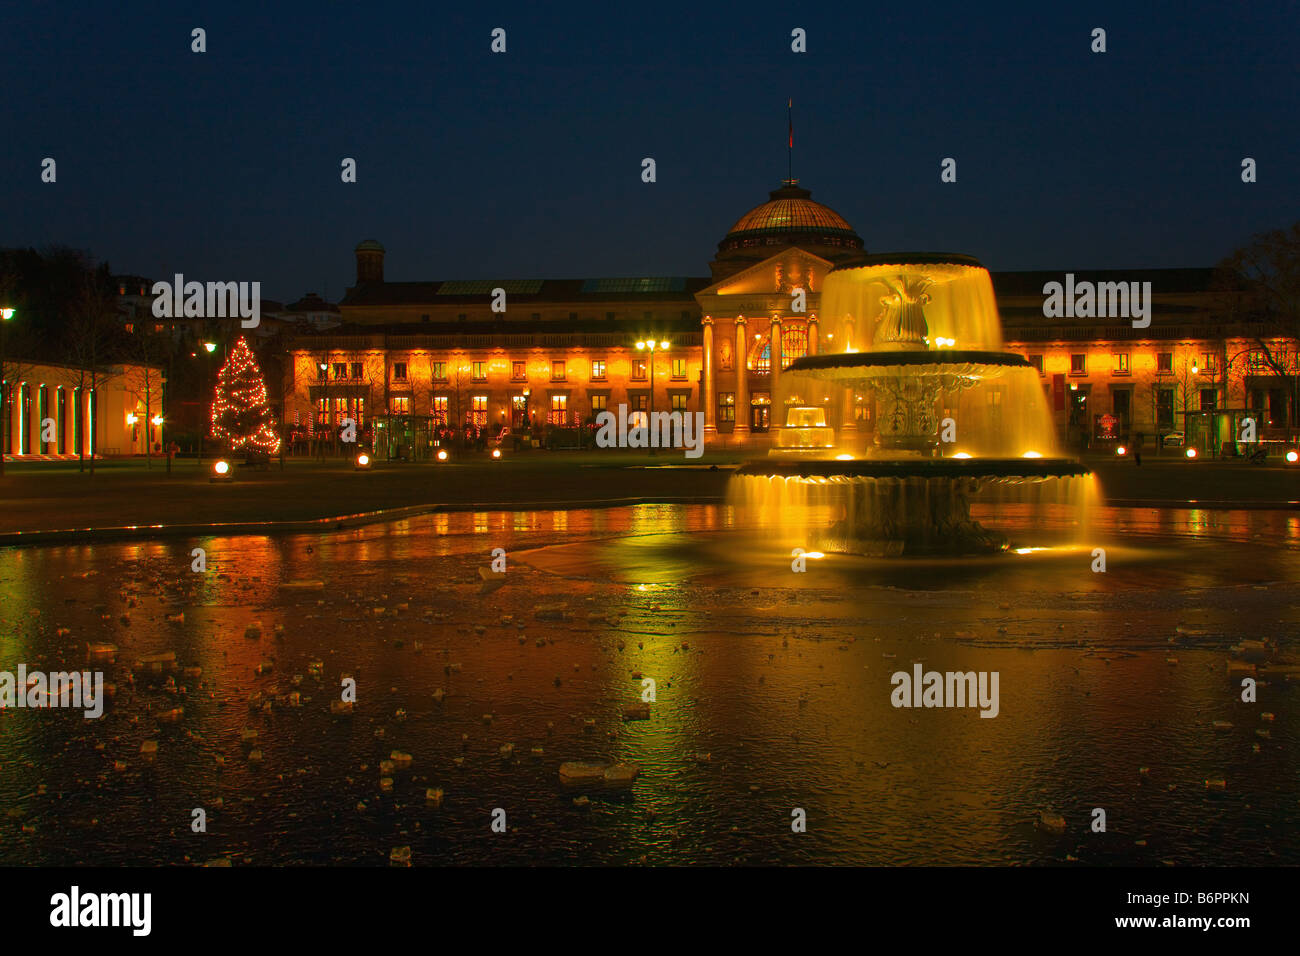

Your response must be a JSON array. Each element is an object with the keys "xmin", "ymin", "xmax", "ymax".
[
  {"xmin": 0, "ymin": 307, "xmax": 15, "ymax": 477},
  {"xmin": 635, "ymin": 339, "xmax": 671, "ymax": 455}
]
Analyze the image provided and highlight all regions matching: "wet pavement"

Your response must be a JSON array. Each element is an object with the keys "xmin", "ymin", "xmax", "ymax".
[{"xmin": 1, "ymin": 503, "xmax": 1297, "ymax": 865}]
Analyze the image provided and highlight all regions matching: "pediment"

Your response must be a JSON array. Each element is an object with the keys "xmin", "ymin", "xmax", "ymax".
[{"xmin": 698, "ymin": 248, "xmax": 834, "ymax": 298}]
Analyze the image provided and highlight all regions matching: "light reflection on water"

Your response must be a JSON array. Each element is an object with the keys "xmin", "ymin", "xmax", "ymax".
[{"xmin": 0, "ymin": 504, "xmax": 1296, "ymax": 866}]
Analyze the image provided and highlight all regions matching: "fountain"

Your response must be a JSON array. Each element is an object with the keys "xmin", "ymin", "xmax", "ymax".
[{"xmin": 730, "ymin": 253, "xmax": 1095, "ymax": 555}]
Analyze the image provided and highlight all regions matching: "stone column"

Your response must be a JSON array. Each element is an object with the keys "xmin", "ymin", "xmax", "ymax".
[
  {"xmin": 702, "ymin": 316, "xmax": 716, "ymax": 442},
  {"xmin": 808, "ymin": 314, "xmax": 819, "ymax": 356},
  {"xmin": 733, "ymin": 316, "xmax": 750, "ymax": 443},
  {"xmin": 769, "ymin": 314, "xmax": 783, "ymax": 432}
]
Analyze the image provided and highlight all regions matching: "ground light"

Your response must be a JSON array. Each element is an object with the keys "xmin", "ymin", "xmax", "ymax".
[
  {"xmin": 1116, "ymin": 445, "xmax": 1127, "ymax": 456},
  {"xmin": 355, "ymin": 453, "xmax": 371, "ymax": 470},
  {"xmin": 210, "ymin": 460, "xmax": 233, "ymax": 482},
  {"xmin": 437, "ymin": 449, "xmax": 449, "ymax": 462},
  {"xmin": 1287, "ymin": 450, "xmax": 1298, "ymax": 464},
  {"xmin": 1185, "ymin": 447, "xmax": 1198, "ymax": 459},
  {"xmin": 1022, "ymin": 450, "xmax": 1043, "ymax": 458},
  {"xmin": 491, "ymin": 448, "xmax": 501, "ymax": 459}
]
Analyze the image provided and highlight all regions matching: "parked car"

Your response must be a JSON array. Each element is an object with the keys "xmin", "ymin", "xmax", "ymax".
[{"xmin": 1160, "ymin": 431, "xmax": 1184, "ymax": 448}]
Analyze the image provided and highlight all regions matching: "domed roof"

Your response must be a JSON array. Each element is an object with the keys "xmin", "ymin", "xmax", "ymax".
[
  {"xmin": 723, "ymin": 181, "xmax": 859, "ymax": 241},
  {"xmin": 355, "ymin": 239, "xmax": 386, "ymax": 252}
]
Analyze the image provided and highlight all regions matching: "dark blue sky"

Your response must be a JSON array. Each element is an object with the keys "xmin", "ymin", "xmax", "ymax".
[{"xmin": 3, "ymin": 0, "xmax": 1296, "ymax": 301}]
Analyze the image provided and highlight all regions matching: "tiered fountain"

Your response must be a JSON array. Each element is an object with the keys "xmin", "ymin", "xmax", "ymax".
[{"xmin": 731, "ymin": 254, "xmax": 1094, "ymax": 555}]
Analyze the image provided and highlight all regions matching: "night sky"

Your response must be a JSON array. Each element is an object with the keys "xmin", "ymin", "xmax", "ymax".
[{"xmin": 3, "ymin": 0, "xmax": 1295, "ymax": 301}]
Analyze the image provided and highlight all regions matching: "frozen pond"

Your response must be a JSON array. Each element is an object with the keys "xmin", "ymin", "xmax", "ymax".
[{"xmin": 0, "ymin": 504, "xmax": 1297, "ymax": 865}]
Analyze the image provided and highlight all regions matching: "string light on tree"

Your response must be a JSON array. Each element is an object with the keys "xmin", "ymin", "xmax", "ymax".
[{"xmin": 211, "ymin": 336, "xmax": 280, "ymax": 455}]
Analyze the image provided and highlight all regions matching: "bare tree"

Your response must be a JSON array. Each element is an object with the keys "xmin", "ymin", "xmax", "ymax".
[
  {"xmin": 64, "ymin": 271, "xmax": 120, "ymax": 475},
  {"xmin": 1216, "ymin": 222, "xmax": 1300, "ymax": 441}
]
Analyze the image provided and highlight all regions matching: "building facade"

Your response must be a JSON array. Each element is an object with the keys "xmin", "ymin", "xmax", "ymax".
[
  {"xmin": 2, "ymin": 360, "xmax": 165, "ymax": 459},
  {"xmin": 282, "ymin": 180, "xmax": 1297, "ymax": 454}
]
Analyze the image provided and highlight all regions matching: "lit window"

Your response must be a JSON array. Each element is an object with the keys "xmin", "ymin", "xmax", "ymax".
[
  {"xmin": 671, "ymin": 358, "xmax": 686, "ymax": 379},
  {"xmin": 549, "ymin": 394, "xmax": 568, "ymax": 425},
  {"xmin": 718, "ymin": 392, "xmax": 735, "ymax": 423},
  {"xmin": 631, "ymin": 359, "xmax": 647, "ymax": 381},
  {"xmin": 472, "ymin": 361, "xmax": 487, "ymax": 382},
  {"xmin": 471, "ymin": 395, "xmax": 488, "ymax": 425},
  {"xmin": 1113, "ymin": 353, "xmax": 1130, "ymax": 374},
  {"xmin": 671, "ymin": 394, "xmax": 688, "ymax": 412},
  {"xmin": 591, "ymin": 395, "xmax": 607, "ymax": 414},
  {"xmin": 1157, "ymin": 352, "xmax": 1173, "ymax": 373},
  {"xmin": 781, "ymin": 327, "xmax": 808, "ymax": 368},
  {"xmin": 391, "ymin": 396, "xmax": 410, "ymax": 414},
  {"xmin": 511, "ymin": 361, "xmax": 526, "ymax": 381},
  {"xmin": 432, "ymin": 361, "xmax": 447, "ymax": 382},
  {"xmin": 591, "ymin": 359, "xmax": 606, "ymax": 380},
  {"xmin": 551, "ymin": 360, "xmax": 566, "ymax": 381},
  {"xmin": 1200, "ymin": 352, "xmax": 1216, "ymax": 371},
  {"xmin": 1026, "ymin": 354, "xmax": 1044, "ymax": 376},
  {"xmin": 1070, "ymin": 354, "xmax": 1086, "ymax": 375},
  {"xmin": 432, "ymin": 396, "xmax": 448, "ymax": 424}
]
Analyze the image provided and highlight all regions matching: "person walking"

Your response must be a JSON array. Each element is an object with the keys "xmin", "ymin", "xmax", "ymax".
[{"xmin": 1132, "ymin": 431, "xmax": 1144, "ymax": 466}]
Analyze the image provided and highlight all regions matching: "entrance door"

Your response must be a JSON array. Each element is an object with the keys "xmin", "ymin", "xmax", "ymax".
[{"xmin": 751, "ymin": 404, "xmax": 770, "ymax": 431}]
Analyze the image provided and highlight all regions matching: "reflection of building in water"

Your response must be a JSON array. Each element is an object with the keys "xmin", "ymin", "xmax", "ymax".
[{"xmin": 281, "ymin": 181, "xmax": 1297, "ymax": 452}]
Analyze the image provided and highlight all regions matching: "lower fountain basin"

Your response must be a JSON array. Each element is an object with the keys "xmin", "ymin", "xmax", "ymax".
[{"xmin": 737, "ymin": 458, "xmax": 1092, "ymax": 481}]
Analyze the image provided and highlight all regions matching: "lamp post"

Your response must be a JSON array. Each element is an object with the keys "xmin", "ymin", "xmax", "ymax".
[
  {"xmin": 0, "ymin": 307, "xmax": 15, "ymax": 477},
  {"xmin": 635, "ymin": 338, "xmax": 671, "ymax": 455}
]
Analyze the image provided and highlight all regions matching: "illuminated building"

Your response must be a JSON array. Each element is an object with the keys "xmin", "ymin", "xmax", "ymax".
[
  {"xmin": 282, "ymin": 183, "xmax": 1296, "ymax": 453},
  {"xmin": 1, "ymin": 360, "xmax": 165, "ymax": 459}
]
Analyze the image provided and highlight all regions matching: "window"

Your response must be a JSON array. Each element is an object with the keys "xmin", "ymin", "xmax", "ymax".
[
  {"xmin": 634, "ymin": 394, "xmax": 649, "ymax": 412},
  {"xmin": 1112, "ymin": 388, "xmax": 1131, "ymax": 422},
  {"xmin": 671, "ymin": 358, "xmax": 686, "ymax": 379},
  {"xmin": 549, "ymin": 395, "xmax": 567, "ymax": 425},
  {"xmin": 631, "ymin": 359, "xmax": 647, "ymax": 381},
  {"xmin": 551, "ymin": 360, "xmax": 566, "ymax": 381},
  {"xmin": 782, "ymin": 327, "xmax": 808, "ymax": 368},
  {"xmin": 1026, "ymin": 354, "xmax": 1044, "ymax": 376},
  {"xmin": 472, "ymin": 361, "xmax": 487, "ymax": 382},
  {"xmin": 531, "ymin": 313, "xmax": 541, "ymax": 321},
  {"xmin": 1200, "ymin": 353, "xmax": 1217, "ymax": 372},
  {"xmin": 1070, "ymin": 354, "xmax": 1087, "ymax": 375},
  {"xmin": 511, "ymin": 361, "xmax": 526, "ymax": 381},
  {"xmin": 391, "ymin": 396, "xmax": 410, "ymax": 414},
  {"xmin": 420, "ymin": 314, "xmax": 430, "ymax": 322},
  {"xmin": 591, "ymin": 395, "xmax": 608, "ymax": 415},
  {"xmin": 393, "ymin": 362, "xmax": 407, "ymax": 381},
  {"xmin": 755, "ymin": 341, "xmax": 771, "ymax": 373},
  {"xmin": 351, "ymin": 362, "xmax": 363, "ymax": 380},
  {"xmin": 569, "ymin": 312, "xmax": 578, "ymax": 321},
  {"xmin": 671, "ymin": 394, "xmax": 688, "ymax": 412},
  {"xmin": 591, "ymin": 359, "xmax": 606, "ymax": 381},
  {"xmin": 317, "ymin": 364, "xmax": 328, "ymax": 382},
  {"xmin": 1156, "ymin": 388, "xmax": 1175, "ymax": 429},
  {"xmin": 605, "ymin": 312, "xmax": 615, "ymax": 321},
  {"xmin": 432, "ymin": 361, "xmax": 447, "ymax": 382},
  {"xmin": 315, "ymin": 397, "xmax": 329, "ymax": 425},
  {"xmin": 432, "ymin": 396, "xmax": 448, "ymax": 425},
  {"xmin": 718, "ymin": 392, "xmax": 735, "ymax": 423},
  {"xmin": 1157, "ymin": 352, "xmax": 1173, "ymax": 373},
  {"xmin": 471, "ymin": 396, "xmax": 488, "ymax": 426},
  {"xmin": 333, "ymin": 363, "xmax": 347, "ymax": 380},
  {"xmin": 457, "ymin": 313, "xmax": 467, "ymax": 322},
  {"xmin": 1200, "ymin": 388, "xmax": 1217, "ymax": 411},
  {"xmin": 1113, "ymin": 353, "xmax": 1130, "ymax": 375}
]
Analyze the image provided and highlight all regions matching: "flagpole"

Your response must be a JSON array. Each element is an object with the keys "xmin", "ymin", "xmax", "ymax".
[{"xmin": 787, "ymin": 98, "xmax": 793, "ymax": 181}]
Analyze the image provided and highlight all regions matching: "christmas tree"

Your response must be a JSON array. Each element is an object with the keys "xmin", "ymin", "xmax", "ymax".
[{"xmin": 211, "ymin": 336, "xmax": 281, "ymax": 455}]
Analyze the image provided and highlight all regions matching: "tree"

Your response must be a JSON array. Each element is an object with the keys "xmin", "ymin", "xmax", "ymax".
[
  {"xmin": 1216, "ymin": 222, "xmax": 1300, "ymax": 441},
  {"xmin": 63, "ymin": 268, "xmax": 121, "ymax": 475},
  {"xmin": 212, "ymin": 336, "xmax": 280, "ymax": 456},
  {"xmin": 122, "ymin": 324, "xmax": 171, "ymax": 468}
]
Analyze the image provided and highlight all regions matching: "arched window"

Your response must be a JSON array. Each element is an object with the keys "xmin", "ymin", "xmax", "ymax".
[{"xmin": 782, "ymin": 327, "xmax": 808, "ymax": 368}]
